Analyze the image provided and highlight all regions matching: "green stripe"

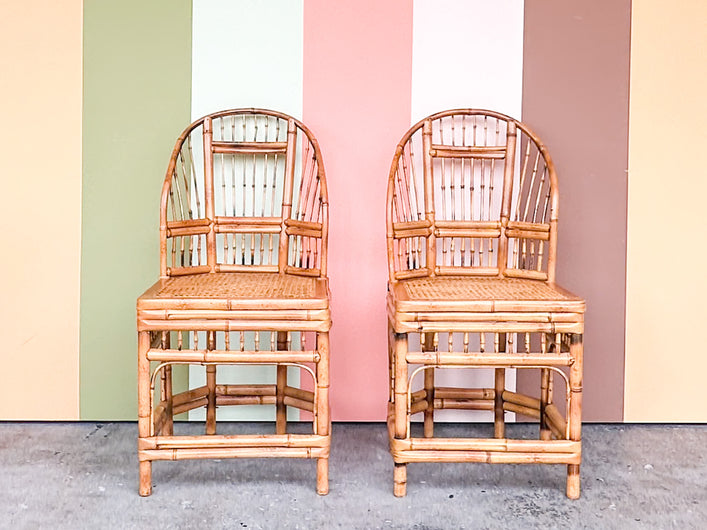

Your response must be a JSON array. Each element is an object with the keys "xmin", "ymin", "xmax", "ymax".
[{"xmin": 81, "ymin": 0, "xmax": 192, "ymax": 419}]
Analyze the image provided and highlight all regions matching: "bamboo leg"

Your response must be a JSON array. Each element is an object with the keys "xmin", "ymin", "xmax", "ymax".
[
  {"xmin": 206, "ymin": 365, "xmax": 216, "ymax": 435},
  {"xmin": 276, "ymin": 331, "xmax": 288, "ymax": 435},
  {"xmin": 566, "ymin": 333, "xmax": 583, "ymax": 499},
  {"xmin": 540, "ymin": 368, "xmax": 551, "ymax": 441},
  {"xmin": 423, "ymin": 333, "xmax": 435, "ymax": 438},
  {"xmin": 389, "ymin": 329, "xmax": 394, "ymax": 403},
  {"xmin": 162, "ymin": 365, "xmax": 174, "ymax": 436},
  {"xmin": 393, "ymin": 332, "xmax": 408, "ymax": 497},
  {"xmin": 162, "ymin": 332, "xmax": 173, "ymax": 436},
  {"xmin": 494, "ymin": 368, "xmax": 505, "ymax": 438},
  {"xmin": 137, "ymin": 331, "xmax": 152, "ymax": 496},
  {"xmin": 394, "ymin": 463, "xmax": 407, "ymax": 498},
  {"xmin": 316, "ymin": 331, "xmax": 330, "ymax": 495},
  {"xmin": 494, "ymin": 333, "xmax": 506, "ymax": 438},
  {"xmin": 205, "ymin": 331, "xmax": 216, "ymax": 435}
]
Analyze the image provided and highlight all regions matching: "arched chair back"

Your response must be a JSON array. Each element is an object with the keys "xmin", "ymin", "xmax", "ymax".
[
  {"xmin": 387, "ymin": 109, "xmax": 558, "ymax": 283},
  {"xmin": 160, "ymin": 108, "xmax": 328, "ymax": 279}
]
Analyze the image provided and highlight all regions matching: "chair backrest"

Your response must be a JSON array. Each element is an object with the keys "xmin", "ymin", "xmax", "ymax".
[
  {"xmin": 160, "ymin": 109, "xmax": 328, "ymax": 279},
  {"xmin": 386, "ymin": 109, "xmax": 559, "ymax": 284}
]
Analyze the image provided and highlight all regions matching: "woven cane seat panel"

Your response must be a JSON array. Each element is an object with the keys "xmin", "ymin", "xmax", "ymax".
[
  {"xmin": 156, "ymin": 272, "xmax": 317, "ymax": 299},
  {"xmin": 403, "ymin": 277, "xmax": 574, "ymax": 301},
  {"xmin": 391, "ymin": 276, "xmax": 584, "ymax": 314},
  {"xmin": 138, "ymin": 272, "xmax": 329, "ymax": 312}
]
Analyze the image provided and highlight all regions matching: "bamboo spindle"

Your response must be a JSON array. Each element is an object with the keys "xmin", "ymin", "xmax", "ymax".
[
  {"xmin": 202, "ymin": 118, "xmax": 216, "ymax": 272},
  {"xmin": 279, "ymin": 119, "xmax": 297, "ymax": 272},
  {"xmin": 498, "ymin": 122, "xmax": 517, "ymax": 276},
  {"xmin": 422, "ymin": 120, "xmax": 436, "ymax": 276}
]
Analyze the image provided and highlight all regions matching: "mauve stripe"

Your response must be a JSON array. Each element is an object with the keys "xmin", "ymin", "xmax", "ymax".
[{"xmin": 519, "ymin": 0, "xmax": 631, "ymax": 421}]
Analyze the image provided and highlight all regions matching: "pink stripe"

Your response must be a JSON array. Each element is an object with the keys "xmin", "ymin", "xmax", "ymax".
[{"xmin": 304, "ymin": 0, "xmax": 413, "ymax": 420}]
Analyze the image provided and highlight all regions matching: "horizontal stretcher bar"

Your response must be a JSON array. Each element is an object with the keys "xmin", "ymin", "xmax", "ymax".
[
  {"xmin": 138, "ymin": 319, "xmax": 331, "ymax": 332},
  {"xmin": 146, "ymin": 349, "xmax": 320, "ymax": 363},
  {"xmin": 211, "ymin": 140, "xmax": 287, "ymax": 154},
  {"xmin": 139, "ymin": 446, "xmax": 328, "ymax": 461},
  {"xmin": 140, "ymin": 434, "xmax": 329, "ymax": 450},
  {"xmin": 391, "ymin": 310, "xmax": 583, "ymax": 323},
  {"xmin": 390, "ymin": 320, "xmax": 583, "ymax": 334},
  {"xmin": 389, "ymin": 448, "xmax": 580, "ymax": 465},
  {"xmin": 389, "ymin": 437, "xmax": 579, "ymax": 453},
  {"xmin": 139, "ymin": 308, "xmax": 330, "ymax": 321},
  {"xmin": 404, "ymin": 351, "xmax": 572, "ymax": 366}
]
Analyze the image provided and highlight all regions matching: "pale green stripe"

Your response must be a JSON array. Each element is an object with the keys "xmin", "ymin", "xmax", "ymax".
[{"xmin": 80, "ymin": 0, "xmax": 192, "ymax": 419}]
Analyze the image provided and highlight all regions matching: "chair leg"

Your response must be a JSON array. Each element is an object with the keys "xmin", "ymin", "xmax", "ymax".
[
  {"xmin": 160, "ymin": 332, "xmax": 173, "ymax": 436},
  {"xmin": 540, "ymin": 368, "xmax": 552, "ymax": 441},
  {"xmin": 276, "ymin": 331, "xmax": 288, "ymax": 435},
  {"xmin": 494, "ymin": 333, "xmax": 507, "ymax": 438},
  {"xmin": 316, "ymin": 331, "xmax": 330, "ymax": 495},
  {"xmin": 137, "ymin": 331, "xmax": 152, "ymax": 496},
  {"xmin": 387, "ymin": 325, "xmax": 395, "ymax": 404},
  {"xmin": 422, "ymin": 333, "xmax": 435, "ymax": 438},
  {"xmin": 205, "ymin": 331, "xmax": 217, "ymax": 435},
  {"xmin": 394, "ymin": 463, "xmax": 407, "ymax": 497},
  {"xmin": 205, "ymin": 364, "xmax": 216, "ymax": 435},
  {"xmin": 494, "ymin": 368, "xmax": 506, "ymax": 438},
  {"xmin": 393, "ymin": 332, "xmax": 408, "ymax": 497},
  {"xmin": 160, "ymin": 365, "xmax": 174, "ymax": 436},
  {"xmin": 567, "ymin": 333, "xmax": 583, "ymax": 499},
  {"xmin": 423, "ymin": 369, "xmax": 435, "ymax": 438}
]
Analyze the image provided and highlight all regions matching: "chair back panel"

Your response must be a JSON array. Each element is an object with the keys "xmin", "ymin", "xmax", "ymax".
[
  {"xmin": 387, "ymin": 109, "xmax": 558, "ymax": 283},
  {"xmin": 160, "ymin": 109, "xmax": 328, "ymax": 278}
]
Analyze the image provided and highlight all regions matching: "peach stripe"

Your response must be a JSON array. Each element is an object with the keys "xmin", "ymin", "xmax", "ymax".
[
  {"xmin": 304, "ymin": 0, "xmax": 413, "ymax": 420},
  {"xmin": 0, "ymin": 0, "xmax": 82, "ymax": 419}
]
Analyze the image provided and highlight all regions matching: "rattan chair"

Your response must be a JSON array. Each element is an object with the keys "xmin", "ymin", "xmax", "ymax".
[
  {"xmin": 386, "ymin": 109, "xmax": 586, "ymax": 498},
  {"xmin": 136, "ymin": 109, "xmax": 331, "ymax": 496}
]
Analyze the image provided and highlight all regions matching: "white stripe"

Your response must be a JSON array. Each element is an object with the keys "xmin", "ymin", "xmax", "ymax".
[
  {"xmin": 411, "ymin": 0, "xmax": 524, "ymax": 422},
  {"xmin": 190, "ymin": 0, "xmax": 303, "ymax": 420}
]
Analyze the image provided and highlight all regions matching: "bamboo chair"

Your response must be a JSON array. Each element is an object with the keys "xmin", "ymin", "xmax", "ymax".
[
  {"xmin": 136, "ymin": 109, "xmax": 330, "ymax": 496},
  {"xmin": 386, "ymin": 109, "xmax": 586, "ymax": 498}
]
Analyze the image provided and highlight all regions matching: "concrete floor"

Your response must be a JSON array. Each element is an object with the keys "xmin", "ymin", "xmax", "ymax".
[{"xmin": 0, "ymin": 422, "xmax": 705, "ymax": 529}]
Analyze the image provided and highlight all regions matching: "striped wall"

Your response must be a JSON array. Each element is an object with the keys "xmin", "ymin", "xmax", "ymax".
[{"xmin": 1, "ymin": 0, "xmax": 705, "ymax": 423}]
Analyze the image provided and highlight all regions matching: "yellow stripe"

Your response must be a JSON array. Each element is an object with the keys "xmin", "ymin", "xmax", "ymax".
[
  {"xmin": 625, "ymin": 0, "xmax": 707, "ymax": 421},
  {"xmin": 0, "ymin": 0, "xmax": 82, "ymax": 419}
]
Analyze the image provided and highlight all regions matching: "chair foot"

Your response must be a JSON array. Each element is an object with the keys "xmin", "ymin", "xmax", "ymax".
[
  {"xmin": 393, "ymin": 463, "xmax": 407, "ymax": 497},
  {"xmin": 566, "ymin": 464, "xmax": 580, "ymax": 499},
  {"xmin": 316, "ymin": 458, "xmax": 329, "ymax": 495},
  {"xmin": 423, "ymin": 412, "xmax": 434, "ymax": 438},
  {"xmin": 139, "ymin": 461, "xmax": 152, "ymax": 496}
]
